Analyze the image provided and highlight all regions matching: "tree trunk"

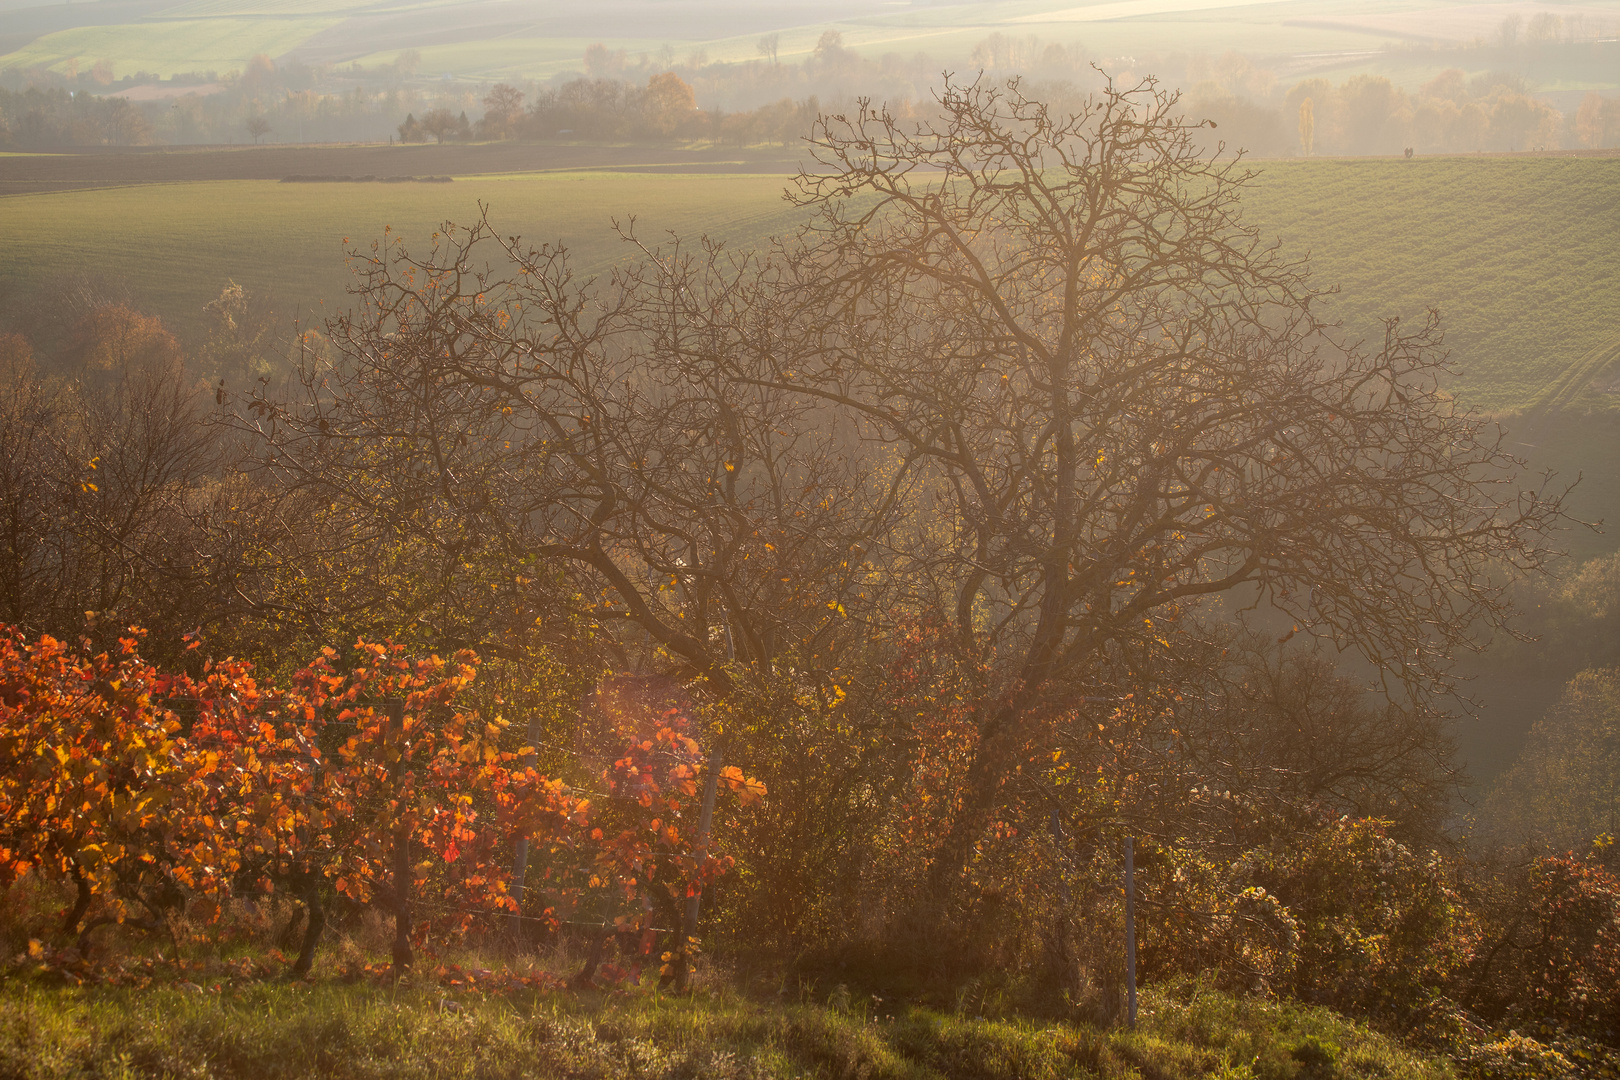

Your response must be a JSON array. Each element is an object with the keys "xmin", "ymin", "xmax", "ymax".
[
  {"xmin": 61, "ymin": 864, "xmax": 92, "ymax": 937},
  {"xmin": 276, "ymin": 902, "xmax": 306, "ymax": 950},
  {"xmin": 924, "ymin": 691, "xmax": 1044, "ymax": 903},
  {"xmin": 570, "ymin": 930, "xmax": 609, "ymax": 989},
  {"xmin": 291, "ymin": 873, "xmax": 326, "ymax": 977}
]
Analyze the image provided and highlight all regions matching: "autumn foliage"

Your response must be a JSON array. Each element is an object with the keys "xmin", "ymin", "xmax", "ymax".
[
  {"xmin": 0, "ymin": 626, "xmax": 762, "ymax": 978},
  {"xmin": 69, "ymin": 304, "xmax": 181, "ymax": 374}
]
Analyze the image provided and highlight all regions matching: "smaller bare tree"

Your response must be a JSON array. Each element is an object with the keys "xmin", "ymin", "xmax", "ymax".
[
  {"xmin": 481, "ymin": 83, "xmax": 524, "ymax": 139},
  {"xmin": 419, "ymin": 108, "xmax": 459, "ymax": 144},
  {"xmin": 244, "ymin": 115, "xmax": 272, "ymax": 144}
]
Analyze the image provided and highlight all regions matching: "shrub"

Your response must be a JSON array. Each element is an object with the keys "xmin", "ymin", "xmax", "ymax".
[
  {"xmin": 1466, "ymin": 843, "xmax": 1620, "ymax": 1041},
  {"xmin": 1252, "ymin": 818, "xmax": 1474, "ymax": 1022},
  {"xmin": 0, "ymin": 627, "xmax": 763, "ymax": 980}
]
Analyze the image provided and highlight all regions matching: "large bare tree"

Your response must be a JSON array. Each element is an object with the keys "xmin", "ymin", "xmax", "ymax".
[
  {"xmin": 249, "ymin": 75, "xmax": 1564, "ymax": 913},
  {"xmin": 765, "ymin": 75, "xmax": 1565, "ymax": 891}
]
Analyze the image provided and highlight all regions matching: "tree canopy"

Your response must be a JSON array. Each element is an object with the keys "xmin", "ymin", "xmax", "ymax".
[{"xmin": 245, "ymin": 75, "xmax": 1561, "ymax": 904}]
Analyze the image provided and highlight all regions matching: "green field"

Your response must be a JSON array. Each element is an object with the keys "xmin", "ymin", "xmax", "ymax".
[
  {"xmin": 0, "ymin": 171, "xmax": 807, "ymax": 336},
  {"xmin": 1240, "ymin": 157, "xmax": 1620, "ymax": 417},
  {"xmin": 0, "ymin": 17, "xmax": 344, "ymax": 78},
  {"xmin": 158, "ymin": 0, "xmax": 380, "ymax": 15},
  {"xmin": 5, "ymin": 156, "xmax": 1616, "ymax": 416}
]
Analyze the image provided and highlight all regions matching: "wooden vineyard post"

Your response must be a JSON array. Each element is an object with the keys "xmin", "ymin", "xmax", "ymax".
[{"xmin": 1124, "ymin": 836, "xmax": 1138, "ymax": 1028}]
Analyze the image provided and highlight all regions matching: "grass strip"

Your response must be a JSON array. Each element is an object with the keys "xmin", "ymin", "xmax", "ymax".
[{"xmin": 0, "ymin": 978, "xmax": 1451, "ymax": 1080}]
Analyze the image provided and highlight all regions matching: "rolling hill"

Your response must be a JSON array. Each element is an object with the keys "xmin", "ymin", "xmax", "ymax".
[
  {"xmin": 2, "ymin": 147, "xmax": 1616, "ymax": 780},
  {"xmin": 4, "ymin": 0, "xmax": 1617, "ymax": 89},
  {"xmin": 5, "ymin": 150, "xmax": 1614, "ymax": 414}
]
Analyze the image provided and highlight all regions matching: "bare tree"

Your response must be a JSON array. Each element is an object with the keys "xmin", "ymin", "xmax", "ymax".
[
  {"xmin": 243, "ymin": 218, "xmax": 902, "ymax": 691},
  {"xmin": 480, "ymin": 83, "xmax": 525, "ymax": 139},
  {"xmin": 245, "ymin": 115, "xmax": 272, "ymax": 144},
  {"xmin": 247, "ymin": 76, "xmax": 1566, "ymax": 920},
  {"xmin": 419, "ymin": 108, "xmax": 459, "ymax": 144},
  {"xmin": 0, "ymin": 329, "xmax": 223, "ymax": 659},
  {"xmin": 773, "ymin": 75, "xmax": 1565, "ymax": 893},
  {"xmin": 1172, "ymin": 636, "xmax": 1457, "ymax": 840},
  {"xmin": 0, "ymin": 342, "xmax": 64, "ymax": 631}
]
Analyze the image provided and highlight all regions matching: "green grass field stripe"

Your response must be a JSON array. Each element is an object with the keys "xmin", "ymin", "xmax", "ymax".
[
  {"xmin": 0, "ymin": 171, "xmax": 807, "ymax": 337},
  {"xmin": 2, "ymin": 157, "xmax": 1616, "ymax": 417},
  {"xmin": 1549, "ymin": 338, "xmax": 1620, "ymax": 412},
  {"xmin": 1525, "ymin": 343, "xmax": 1597, "ymax": 415},
  {"xmin": 1524, "ymin": 336, "xmax": 1620, "ymax": 417},
  {"xmin": 0, "ymin": 17, "xmax": 343, "ymax": 76},
  {"xmin": 1240, "ymin": 157, "xmax": 1620, "ymax": 414},
  {"xmin": 156, "ymin": 0, "xmax": 382, "ymax": 16}
]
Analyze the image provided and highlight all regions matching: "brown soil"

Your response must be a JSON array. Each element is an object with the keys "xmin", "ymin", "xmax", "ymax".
[{"xmin": 0, "ymin": 142, "xmax": 807, "ymax": 196}]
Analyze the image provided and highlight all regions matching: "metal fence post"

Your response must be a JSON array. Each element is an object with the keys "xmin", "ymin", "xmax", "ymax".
[
  {"xmin": 386, "ymin": 698, "xmax": 412, "ymax": 975},
  {"xmin": 508, "ymin": 711, "xmax": 542, "ymax": 937},
  {"xmin": 675, "ymin": 746, "xmax": 722, "ymax": 992},
  {"xmin": 1125, "ymin": 835, "xmax": 1138, "ymax": 1027}
]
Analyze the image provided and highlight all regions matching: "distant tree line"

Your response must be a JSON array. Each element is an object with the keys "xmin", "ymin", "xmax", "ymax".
[
  {"xmin": 0, "ymin": 86, "xmax": 154, "ymax": 145},
  {"xmin": 4, "ymin": 19, "xmax": 1616, "ymax": 154},
  {"xmin": 0, "ymin": 52, "xmax": 467, "ymax": 147},
  {"xmin": 1286, "ymin": 70, "xmax": 1570, "ymax": 155},
  {"xmin": 390, "ymin": 74, "xmax": 825, "ymax": 148},
  {"xmin": 1188, "ymin": 68, "xmax": 1619, "ymax": 157}
]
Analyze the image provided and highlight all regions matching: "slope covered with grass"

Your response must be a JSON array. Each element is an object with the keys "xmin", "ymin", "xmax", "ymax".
[
  {"xmin": 4, "ymin": 156, "xmax": 1615, "ymax": 416},
  {"xmin": 0, "ymin": 979, "xmax": 1452, "ymax": 1080},
  {"xmin": 0, "ymin": 18, "xmax": 345, "ymax": 78},
  {"xmin": 1240, "ymin": 156, "xmax": 1620, "ymax": 416},
  {"xmin": 0, "ymin": 170, "xmax": 806, "ymax": 336}
]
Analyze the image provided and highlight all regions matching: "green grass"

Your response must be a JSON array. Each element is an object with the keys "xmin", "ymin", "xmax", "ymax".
[
  {"xmin": 6, "ymin": 156, "xmax": 1617, "ymax": 417},
  {"xmin": 0, "ymin": 171, "xmax": 807, "ymax": 337},
  {"xmin": 156, "ymin": 0, "xmax": 382, "ymax": 16},
  {"xmin": 0, "ymin": 19, "xmax": 344, "ymax": 79},
  {"xmin": 1238, "ymin": 157, "xmax": 1620, "ymax": 416},
  {"xmin": 345, "ymin": 38, "xmax": 673, "ymax": 82},
  {"xmin": 0, "ymin": 978, "xmax": 1451, "ymax": 1080}
]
